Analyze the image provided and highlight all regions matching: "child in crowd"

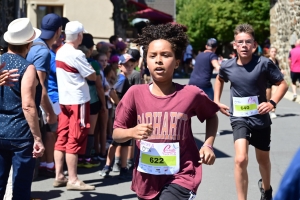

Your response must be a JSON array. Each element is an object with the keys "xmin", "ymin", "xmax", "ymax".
[
  {"xmin": 267, "ymin": 47, "xmax": 284, "ymax": 119},
  {"xmin": 103, "ymin": 65, "xmax": 120, "ymax": 142},
  {"xmin": 112, "ymin": 23, "xmax": 219, "ymax": 199},
  {"xmin": 77, "ymin": 42, "xmax": 101, "ymax": 168},
  {"xmin": 93, "ymin": 53, "xmax": 110, "ymax": 161},
  {"xmin": 99, "ymin": 53, "xmax": 136, "ymax": 179}
]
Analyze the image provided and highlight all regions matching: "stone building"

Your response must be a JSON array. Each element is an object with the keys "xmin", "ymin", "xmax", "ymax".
[{"xmin": 270, "ymin": 0, "xmax": 300, "ymax": 77}]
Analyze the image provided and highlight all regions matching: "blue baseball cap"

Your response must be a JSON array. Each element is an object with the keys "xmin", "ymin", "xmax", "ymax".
[
  {"xmin": 40, "ymin": 13, "xmax": 62, "ymax": 40},
  {"xmin": 118, "ymin": 53, "xmax": 136, "ymax": 64},
  {"xmin": 206, "ymin": 38, "xmax": 218, "ymax": 48}
]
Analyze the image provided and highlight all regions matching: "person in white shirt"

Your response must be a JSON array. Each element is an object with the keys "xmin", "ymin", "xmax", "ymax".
[{"xmin": 53, "ymin": 21, "xmax": 96, "ymax": 191}]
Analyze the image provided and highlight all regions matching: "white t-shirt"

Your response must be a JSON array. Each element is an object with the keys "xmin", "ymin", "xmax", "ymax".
[{"xmin": 56, "ymin": 43, "xmax": 95, "ymax": 105}]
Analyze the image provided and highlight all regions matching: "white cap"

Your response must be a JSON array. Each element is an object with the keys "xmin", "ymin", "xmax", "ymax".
[
  {"xmin": 65, "ymin": 21, "xmax": 88, "ymax": 35},
  {"xmin": 4, "ymin": 18, "xmax": 41, "ymax": 45}
]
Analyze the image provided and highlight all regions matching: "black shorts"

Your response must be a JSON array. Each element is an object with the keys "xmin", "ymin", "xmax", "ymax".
[
  {"xmin": 112, "ymin": 139, "xmax": 133, "ymax": 147},
  {"xmin": 137, "ymin": 183, "xmax": 196, "ymax": 200},
  {"xmin": 290, "ymin": 72, "xmax": 300, "ymax": 84},
  {"xmin": 45, "ymin": 123, "xmax": 58, "ymax": 132},
  {"xmin": 231, "ymin": 121, "xmax": 271, "ymax": 151},
  {"xmin": 184, "ymin": 58, "xmax": 193, "ymax": 65},
  {"xmin": 90, "ymin": 101, "xmax": 101, "ymax": 115}
]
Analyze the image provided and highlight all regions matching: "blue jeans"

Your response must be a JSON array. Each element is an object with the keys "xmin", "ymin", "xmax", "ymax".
[
  {"xmin": 201, "ymin": 87, "xmax": 214, "ymax": 101},
  {"xmin": 0, "ymin": 138, "xmax": 35, "ymax": 200}
]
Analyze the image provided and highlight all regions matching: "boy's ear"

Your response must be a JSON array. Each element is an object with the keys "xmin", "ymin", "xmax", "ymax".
[
  {"xmin": 253, "ymin": 41, "xmax": 258, "ymax": 49},
  {"xmin": 175, "ymin": 60, "xmax": 180, "ymax": 69},
  {"xmin": 233, "ymin": 42, "xmax": 237, "ymax": 50}
]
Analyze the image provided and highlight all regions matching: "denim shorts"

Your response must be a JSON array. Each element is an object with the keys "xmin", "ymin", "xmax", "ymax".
[{"xmin": 0, "ymin": 138, "xmax": 35, "ymax": 200}]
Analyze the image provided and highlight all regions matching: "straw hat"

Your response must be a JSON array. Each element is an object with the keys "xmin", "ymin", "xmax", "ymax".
[{"xmin": 4, "ymin": 18, "xmax": 41, "ymax": 45}]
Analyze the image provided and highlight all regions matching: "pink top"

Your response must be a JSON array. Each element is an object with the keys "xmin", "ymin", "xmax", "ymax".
[
  {"xmin": 114, "ymin": 83, "xmax": 220, "ymax": 199},
  {"xmin": 289, "ymin": 46, "xmax": 300, "ymax": 72}
]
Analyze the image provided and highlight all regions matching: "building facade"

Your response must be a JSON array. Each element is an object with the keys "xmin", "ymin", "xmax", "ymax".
[
  {"xmin": 26, "ymin": 0, "xmax": 114, "ymax": 43},
  {"xmin": 140, "ymin": 0, "xmax": 175, "ymax": 20},
  {"xmin": 270, "ymin": 0, "xmax": 300, "ymax": 75}
]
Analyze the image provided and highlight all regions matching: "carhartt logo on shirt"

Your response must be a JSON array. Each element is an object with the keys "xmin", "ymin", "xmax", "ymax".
[{"xmin": 137, "ymin": 112, "xmax": 188, "ymax": 140}]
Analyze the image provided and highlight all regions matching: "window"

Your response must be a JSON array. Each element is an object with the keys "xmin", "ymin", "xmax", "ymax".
[{"xmin": 36, "ymin": 5, "xmax": 63, "ymax": 29}]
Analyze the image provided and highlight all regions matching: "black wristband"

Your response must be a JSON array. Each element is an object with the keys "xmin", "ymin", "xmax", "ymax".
[{"xmin": 269, "ymin": 100, "xmax": 277, "ymax": 108}]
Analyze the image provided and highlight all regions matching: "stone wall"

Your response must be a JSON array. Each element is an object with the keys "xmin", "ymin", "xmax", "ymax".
[{"xmin": 270, "ymin": 0, "xmax": 300, "ymax": 78}]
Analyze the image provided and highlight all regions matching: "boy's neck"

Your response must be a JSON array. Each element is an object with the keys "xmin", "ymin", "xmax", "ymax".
[
  {"xmin": 237, "ymin": 55, "xmax": 253, "ymax": 65},
  {"xmin": 151, "ymin": 81, "xmax": 175, "ymax": 96}
]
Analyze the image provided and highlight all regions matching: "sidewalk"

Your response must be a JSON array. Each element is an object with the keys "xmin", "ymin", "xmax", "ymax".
[{"xmin": 30, "ymin": 78, "xmax": 300, "ymax": 200}]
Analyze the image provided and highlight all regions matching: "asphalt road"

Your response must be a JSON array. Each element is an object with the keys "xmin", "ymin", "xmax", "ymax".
[{"xmin": 31, "ymin": 78, "xmax": 300, "ymax": 200}]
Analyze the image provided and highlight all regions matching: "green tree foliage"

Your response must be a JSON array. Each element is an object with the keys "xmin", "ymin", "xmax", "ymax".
[{"xmin": 177, "ymin": 0, "xmax": 270, "ymax": 51}]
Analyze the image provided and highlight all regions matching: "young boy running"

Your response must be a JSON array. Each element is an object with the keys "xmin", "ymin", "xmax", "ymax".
[
  {"xmin": 214, "ymin": 24, "xmax": 288, "ymax": 200},
  {"xmin": 112, "ymin": 23, "xmax": 219, "ymax": 199}
]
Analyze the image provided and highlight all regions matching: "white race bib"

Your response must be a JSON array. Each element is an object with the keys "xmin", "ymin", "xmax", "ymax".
[
  {"xmin": 232, "ymin": 96, "xmax": 259, "ymax": 117},
  {"xmin": 137, "ymin": 140, "xmax": 180, "ymax": 175}
]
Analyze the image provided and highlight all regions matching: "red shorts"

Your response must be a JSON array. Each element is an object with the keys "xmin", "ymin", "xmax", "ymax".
[{"xmin": 55, "ymin": 102, "xmax": 90, "ymax": 154}]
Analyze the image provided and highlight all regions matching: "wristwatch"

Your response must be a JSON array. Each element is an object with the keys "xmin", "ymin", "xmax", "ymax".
[{"xmin": 269, "ymin": 100, "xmax": 277, "ymax": 108}]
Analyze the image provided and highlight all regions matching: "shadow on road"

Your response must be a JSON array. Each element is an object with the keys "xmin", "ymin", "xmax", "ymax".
[
  {"xmin": 276, "ymin": 113, "xmax": 299, "ymax": 118},
  {"xmin": 72, "ymin": 192, "xmax": 136, "ymax": 200},
  {"xmin": 31, "ymin": 190, "xmax": 64, "ymax": 200},
  {"xmin": 193, "ymin": 137, "xmax": 231, "ymax": 158}
]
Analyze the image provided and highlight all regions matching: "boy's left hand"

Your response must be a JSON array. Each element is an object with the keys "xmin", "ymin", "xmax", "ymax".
[
  {"xmin": 198, "ymin": 147, "xmax": 215, "ymax": 165},
  {"xmin": 258, "ymin": 102, "xmax": 274, "ymax": 115}
]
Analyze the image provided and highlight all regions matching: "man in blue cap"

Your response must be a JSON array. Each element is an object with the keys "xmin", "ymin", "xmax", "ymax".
[
  {"xmin": 189, "ymin": 38, "xmax": 220, "ymax": 100},
  {"xmin": 26, "ymin": 13, "xmax": 62, "ymax": 178}
]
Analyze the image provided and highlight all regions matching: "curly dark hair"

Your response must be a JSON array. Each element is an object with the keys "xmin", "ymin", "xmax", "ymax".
[{"xmin": 133, "ymin": 23, "xmax": 189, "ymax": 61}]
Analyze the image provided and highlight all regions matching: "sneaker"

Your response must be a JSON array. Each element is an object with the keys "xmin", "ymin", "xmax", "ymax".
[
  {"xmin": 63, "ymin": 170, "xmax": 68, "ymax": 176},
  {"xmin": 258, "ymin": 179, "xmax": 273, "ymax": 200},
  {"xmin": 112, "ymin": 162, "xmax": 121, "ymax": 172},
  {"xmin": 99, "ymin": 165, "xmax": 111, "ymax": 177},
  {"xmin": 97, "ymin": 154, "xmax": 107, "ymax": 161},
  {"xmin": 81, "ymin": 158, "xmax": 100, "ymax": 168},
  {"xmin": 270, "ymin": 112, "xmax": 277, "ymax": 119},
  {"xmin": 53, "ymin": 178, "xmax": 68, "ymax": 187},
  {"xmin": 92, "ymin": 155, "xmax": 100, "ymax": 161},
  {"xmin": 66, "ymin": 180, "xmax": 95, "ymax": 191},
  {"xmin": 77, "ymin": 158, "xmax": 85, "ymax": 168},
  {"xmin": 292, "ymin": 94, "xmax": 297, "ymax": 101},
  {"xmin": 119, "ymin": 168, "xmax": 131, "ymax": 180}
]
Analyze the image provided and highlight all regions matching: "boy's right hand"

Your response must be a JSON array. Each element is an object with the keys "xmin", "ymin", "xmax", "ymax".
[
  {"xmin": 132, "ymin": 123, "xmax": 153, "ymax": 140},
  {"xmin": 217, "ymin": 103, "xmax": 230, "ymax": 116}
]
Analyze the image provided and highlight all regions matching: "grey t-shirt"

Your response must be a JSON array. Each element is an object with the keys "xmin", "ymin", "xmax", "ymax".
[
  {"xmin": 128, "ymin": 70, "xmax": 141, "ymax": 86},
  {"xmin": 219, "ymin": 55, "xmax": 284, "ymax": 128}
]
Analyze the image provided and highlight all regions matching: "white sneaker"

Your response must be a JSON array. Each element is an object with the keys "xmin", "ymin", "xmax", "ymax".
[
  {"xmin": 292, "ymin": 94, "xmax": 297, "ymax": 101},
  {"xmin": 270, "ymin": 112, "xmax": 277, "ymax": 119}
]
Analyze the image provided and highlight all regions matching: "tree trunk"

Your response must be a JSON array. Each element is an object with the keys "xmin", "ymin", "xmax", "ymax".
[{"xmin": 110, "ymin": 0, "xmax": 127, "ymax": 39}]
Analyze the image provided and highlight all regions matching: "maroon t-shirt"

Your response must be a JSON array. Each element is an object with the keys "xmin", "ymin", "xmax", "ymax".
[{"xmin": 114, "ymin": 83, "xmax": 219, "ymax": 199}]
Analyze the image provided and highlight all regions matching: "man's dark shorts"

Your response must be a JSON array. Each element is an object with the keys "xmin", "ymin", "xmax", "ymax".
[
  {"xmin": 90, "ymin": 101, "xmax": 101, "ymax": 115},
  {"xmin": 137, "ymin": 183, "xmax": 196, "ymax": 200},
  {"xmin": 112, "ymin": 139, "xmax": 133, "ymax": 147},
  {"xmin": 231, "ymin": 121, "xmax": 271, "ymax": 151},
  {"xmin": 290, "ymin": 72, "xmax": 300, "ymax": 84}
]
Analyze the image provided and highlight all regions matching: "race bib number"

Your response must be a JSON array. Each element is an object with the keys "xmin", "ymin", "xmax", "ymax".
[
  {"xmin": 137, "ymin": 140, "xmax": 180, "ymax": 175},
  {"xmin": 232, "ymin": 96, "xmax": 259, "ymax": 117}
]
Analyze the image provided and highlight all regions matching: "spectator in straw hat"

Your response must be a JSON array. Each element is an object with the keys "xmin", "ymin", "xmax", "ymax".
[{"xmin": 0, "ymin": 18, "xmax": 45, "ymax": 199}]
